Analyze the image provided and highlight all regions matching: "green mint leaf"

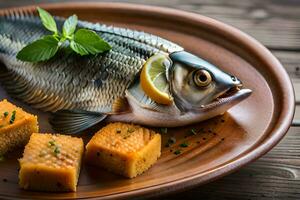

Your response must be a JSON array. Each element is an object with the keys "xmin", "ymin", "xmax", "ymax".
[
  {"xmin": 37, "ymin": 7, "xmax": 58, "ymax": 34},
  {"xmin": 17, "ymin": 35, "xmax": 59, "ymax": 62},
  {"xmin": 70, "ymin": 40, "xmax": 89, "ymax": 56},
  {"xmin": 71, "ymin": 29, "xmax": 111, "ymax": 56},
  {"xmin": 62, "ymin": 15, "xmax": 78, "ymax": 37}
]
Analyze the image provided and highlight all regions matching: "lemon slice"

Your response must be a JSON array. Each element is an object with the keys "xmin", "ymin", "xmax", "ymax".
[{"xmin": 140, "ymin": 53, "xmax": 173, "ymax": 105}]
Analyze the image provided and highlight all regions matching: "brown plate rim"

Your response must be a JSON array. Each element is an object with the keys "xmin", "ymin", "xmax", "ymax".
[{"xmin": 0, "ymin": 2, "xmax": 295, "ymax": 199}]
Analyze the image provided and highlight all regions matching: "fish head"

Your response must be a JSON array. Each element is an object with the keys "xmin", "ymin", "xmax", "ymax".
[
  {"xmin": 120, "ymin": 51, "xmax": 252, "ymax": 127},
  {"xmin": 168, "ymin": 51, "xmax": 252, "ymax": 112}
]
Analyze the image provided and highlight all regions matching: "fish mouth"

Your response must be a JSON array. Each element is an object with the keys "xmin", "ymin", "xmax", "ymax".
[
  {"xmin": 218, "ymin": 84, "xmax": 243, "ymax": 98},
  {"xmin": 200, "ymin": 86, "xmax": 252, "ymax": 110}
]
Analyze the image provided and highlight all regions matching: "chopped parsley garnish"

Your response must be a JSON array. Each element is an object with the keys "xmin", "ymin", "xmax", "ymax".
[
  {"xmin": 48, "ymin": 140, "xmax": 55, "ymax": 146},
  {"xmin": 9, "ymin": 110, "xmax": 16, "ymax": 124},
  {"xmin": 0, "ymin": 155, "xmax": 4, "ymax": 162},
  {"xmin": 3, "ymin": 112, "xmax": 8, "ymax": 117},
  {"xmin": 48, "ymin": 140, "xmax": 60, "ymax": 156},
  {"xmin": 54, "ymin": 146, "xmax": 60, "ymax": 155},
  {"xmin": 160, "ymin": 127, "xmax": 168, "ymax": 134},
  {"xmin": 190, "ymin": 128, "xmax": 197, "ymax": 135},
  {"xmin": 174, "ymin": 150, "xmax": 181, "ymax": 155},
  {"xmin": 180, "ymin": 142, "xmax": 189, "ymax": 148},
  {"xmin": 127, "ymin": 128, "xmax": 135, "ymax": 133}
]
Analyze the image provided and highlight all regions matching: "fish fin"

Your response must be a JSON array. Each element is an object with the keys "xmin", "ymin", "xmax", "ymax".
[
  {"xmin": 49, "ymin": 109, "xmax": 107, "ymax": 134},
  {"xmin": 111, "ymin": 97, "xmax": 130, "ymax": 113}
]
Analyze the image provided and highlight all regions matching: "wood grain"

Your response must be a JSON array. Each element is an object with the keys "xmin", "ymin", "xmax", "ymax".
[{"xmin": 0, "ymin": 1, "xmax": 298, "ymax": 200}]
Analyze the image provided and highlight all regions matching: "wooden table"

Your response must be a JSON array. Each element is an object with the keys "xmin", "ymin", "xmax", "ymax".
[{"xmin": 0, "ymin": 0, "xmax": 299, "ymax": 199}]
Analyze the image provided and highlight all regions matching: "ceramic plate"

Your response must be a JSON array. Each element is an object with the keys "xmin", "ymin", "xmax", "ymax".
[{"xmin": 0, "ymin": 3, "xmax": 294, "ymax": 199}]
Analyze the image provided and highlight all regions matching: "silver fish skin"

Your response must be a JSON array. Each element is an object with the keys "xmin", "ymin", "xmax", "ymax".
[
  {"xmin": 0, "ymin": 10, "xmax": 251, "ymax": 133},
  {"xmin": 0, "ymin": 12, "xmax": 182, "ymax": 113}
]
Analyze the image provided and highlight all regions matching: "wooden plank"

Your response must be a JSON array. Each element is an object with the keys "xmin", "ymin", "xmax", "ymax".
[
  {"xmin": 175, "ymin": 2, "xmax": 300, "ymax": 49},
  {"xmin": 293, "ymin": 105, "xmax": 300, "ymax": 120},
  {"xmin": 268, "ymin": 51, "xmax": 300, "ymax": 103},
  {"xmin": 292, "ymin": 79, "xmax": 300, "ymax": 103},
  {"xmin": 272, "ymin": 51, "xmax": 300, "ymax": 79}
]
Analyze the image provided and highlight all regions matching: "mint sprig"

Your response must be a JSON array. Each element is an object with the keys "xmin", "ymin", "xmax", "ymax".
[
  {"xmin": 17, "ymin": 7, "xmax": 111, "ymax": 63},
  {"xmin": 37, "ymin": 7, "xmax": 58, "ymax": 34},
  {"xmin": 71, "ymin": 29, "xmax": 112, "ymax": 55},
  {"xmin": 62, "ymin": 14, "xmax": 77, "ymax": 38},
  {"xmin": 17, "ymin": 35, "xmax": 59, "ymax": 62}
]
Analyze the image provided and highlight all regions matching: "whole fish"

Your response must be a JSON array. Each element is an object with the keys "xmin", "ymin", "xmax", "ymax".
[{"xmin": 0, "ymin": 10, "xmax": 252, "ymax": 133}]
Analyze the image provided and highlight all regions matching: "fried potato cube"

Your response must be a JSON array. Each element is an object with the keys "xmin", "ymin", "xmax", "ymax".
[
  {"xmin": 19, "ymin": 133, "xmax": 84, "ymax": 192},
  {"xmin": 0, "ymin": 99, "xmax": 38, "ymax": 155},
  {"xmin": 86, "ymin": 123, "xmax": 161, "ymax": 178}
]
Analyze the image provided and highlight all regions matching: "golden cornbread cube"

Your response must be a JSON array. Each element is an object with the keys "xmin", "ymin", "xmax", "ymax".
[
  {"xmin": 19, "ymin": 133, "xmax": 84, "ymax": 192},
  {"xmin": 86, "ymin": 123, "xmax": 161, "ymax": 178},
  {"xmin": 0, "ymin": 99, "xmax": 38, "ymax": 155}
]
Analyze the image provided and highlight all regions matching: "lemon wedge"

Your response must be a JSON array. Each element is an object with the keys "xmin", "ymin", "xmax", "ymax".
[{"xmin": 140, "ymin": 53, "xmax": 173, "ymax": 105}]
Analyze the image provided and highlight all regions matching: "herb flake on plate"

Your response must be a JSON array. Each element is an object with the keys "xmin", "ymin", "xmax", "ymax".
[
  {"xmin": 9, "ymin": 110, "xmax": 16, "ymax": 124},
  {"xmin": 3, "ymin": 111, "xmax": 8, "ymax": 117}
]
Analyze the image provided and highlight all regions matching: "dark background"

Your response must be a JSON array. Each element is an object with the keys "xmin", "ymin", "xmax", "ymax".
[{"xmin": 1, "ymin": 1, "xmax": 299, "ymax": 199}]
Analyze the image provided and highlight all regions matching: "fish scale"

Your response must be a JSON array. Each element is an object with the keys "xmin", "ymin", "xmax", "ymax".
[{"xmin": 0, "ymin": 11, "xmax": 182, "ymax": 113}]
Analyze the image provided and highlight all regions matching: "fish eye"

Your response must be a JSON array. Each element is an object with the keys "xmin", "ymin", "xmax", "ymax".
[{"xmin": 193, "ymin": 69, "xmax": 212, "ymax": 87}]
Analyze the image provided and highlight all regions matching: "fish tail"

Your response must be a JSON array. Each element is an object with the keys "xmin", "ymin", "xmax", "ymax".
[{"xmin": 49, "ymin": 109, "xmax": 107, "ymax": 134}]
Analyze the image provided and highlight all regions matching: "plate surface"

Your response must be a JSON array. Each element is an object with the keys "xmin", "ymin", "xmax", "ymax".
[{"xmin": 0, "ymin": 2, "xmax": 294, "ymax": 199}]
